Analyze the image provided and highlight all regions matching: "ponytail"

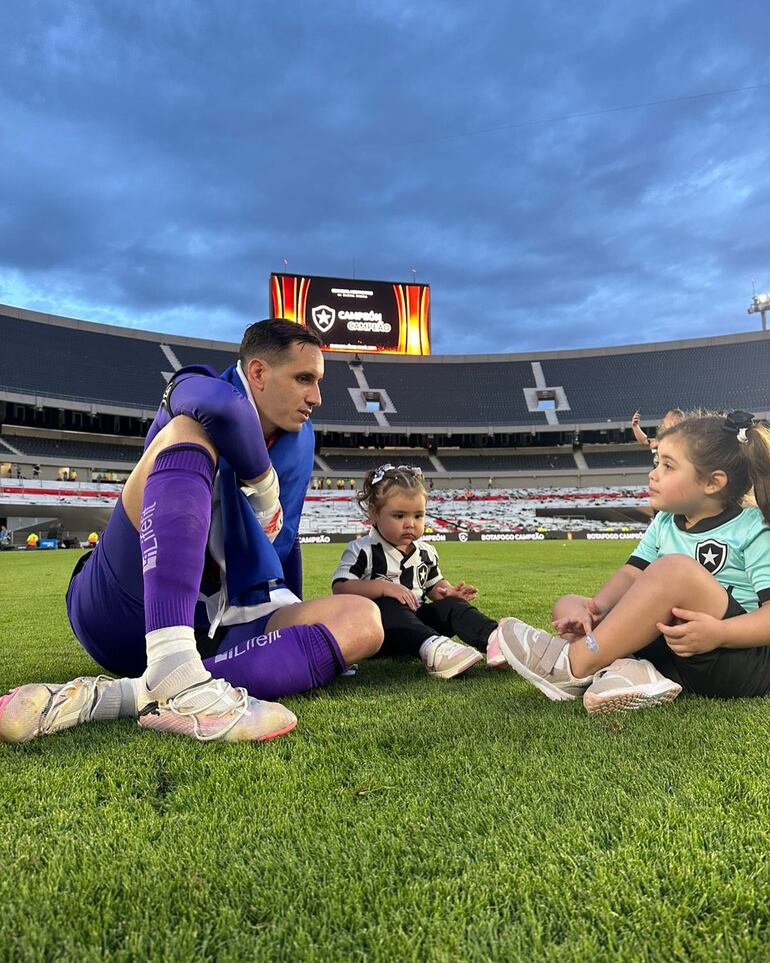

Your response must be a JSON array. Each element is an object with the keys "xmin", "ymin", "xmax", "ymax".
[{"xmin": 744, "ymin": 423, "xmax": 770, "ymax": 525}]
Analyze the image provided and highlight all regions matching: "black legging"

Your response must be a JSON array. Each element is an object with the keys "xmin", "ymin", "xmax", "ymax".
[{"xmin": 375, "ymin": 595, "xmax": 497, "ymax": 658}]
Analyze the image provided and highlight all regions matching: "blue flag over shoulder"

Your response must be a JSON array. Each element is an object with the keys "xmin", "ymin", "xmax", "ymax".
[{"xmin": 217, "ymin": 363, "xmax": 315, "ymax": 608}]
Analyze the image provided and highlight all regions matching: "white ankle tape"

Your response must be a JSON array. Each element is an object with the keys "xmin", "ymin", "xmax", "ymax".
[{"xmin": 145, "ymin": 626, "xmax": 197, "ymax": 665}]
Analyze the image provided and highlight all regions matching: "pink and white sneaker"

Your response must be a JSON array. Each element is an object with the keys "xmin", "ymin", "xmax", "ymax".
[
  {"xmin": 486, "ymin": 624, "xmax": 510, "ymax": 669},
  {"xmin": 420, "ymin": 636, "xmax": 483, "ymax": 680},
  {"xmin": 583, "ymin": 658, "xmax": 682, "ymax": 715},
  {"xmin": 0, "ymin": 676, "xmax": 115, "ymax": 744},
  {"xmin": 136, "ymin": 672, "xmax": 297, "ymax": 743}
]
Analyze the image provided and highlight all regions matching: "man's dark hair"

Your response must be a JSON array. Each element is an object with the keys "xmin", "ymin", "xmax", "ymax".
[{"xmin": 239, "ymin": 318, "xmax": 322, "ymax": 365}]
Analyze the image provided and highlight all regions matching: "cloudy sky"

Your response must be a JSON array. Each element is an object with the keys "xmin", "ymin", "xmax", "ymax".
[{"xmin": 1, "ymin": 1, "xmax": 768, "ymax": 354}]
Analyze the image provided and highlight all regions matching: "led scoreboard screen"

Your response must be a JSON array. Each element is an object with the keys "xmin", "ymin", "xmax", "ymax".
[{"xmin": 270, "ymin": 273, "xmax": 431, "ymax": 355}]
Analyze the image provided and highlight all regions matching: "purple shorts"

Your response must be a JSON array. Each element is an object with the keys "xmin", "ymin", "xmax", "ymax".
[{"xmin": 66, "ymin": 499, "xmax": 346, "ymax": 699}]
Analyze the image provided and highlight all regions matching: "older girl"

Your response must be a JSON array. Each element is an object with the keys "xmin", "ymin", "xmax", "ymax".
[{"xmin": 500, "ymin": 411, "xmax": 770, "ymax": 712}]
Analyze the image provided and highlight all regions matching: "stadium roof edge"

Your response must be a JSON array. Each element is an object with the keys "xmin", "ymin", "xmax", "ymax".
[
  {"xmin": 2, "ymin": 301, "xmax": 766, "ymax": 363},
  {"xmin": 0, "ymin": 302, "xmax": 239, "ymax": 352},
  {"xmin": 326, "ymin": 326, "xmax": 770, "ymax": 362},
  {"xmin": 313, "ymin": 413, "xmax": 770, "ymax": 434}
]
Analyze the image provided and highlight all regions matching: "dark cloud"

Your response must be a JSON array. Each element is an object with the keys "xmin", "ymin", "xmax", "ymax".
[{"xmin": 0, "ymin": 0, "xmax": 768, "ymax": 352}]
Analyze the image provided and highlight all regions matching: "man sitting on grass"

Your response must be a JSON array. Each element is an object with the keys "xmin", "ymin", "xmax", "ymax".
[{"xmin": 0, "ymin": 319, "xmax": 382, "ymax": 745}]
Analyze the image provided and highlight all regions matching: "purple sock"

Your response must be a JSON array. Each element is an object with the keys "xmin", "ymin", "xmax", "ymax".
[
  {"xmin": 141, "ymin": 443, "xmax": 215, "ymax": 633},
  {"xmin": 204, "ymin": 623, "xmax": 346, "ymax": 701}
]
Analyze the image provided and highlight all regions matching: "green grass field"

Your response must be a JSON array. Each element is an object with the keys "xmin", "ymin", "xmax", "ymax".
[{"xmin": 2, "ymin": 542, "xmax": 770, "ymax": 962}]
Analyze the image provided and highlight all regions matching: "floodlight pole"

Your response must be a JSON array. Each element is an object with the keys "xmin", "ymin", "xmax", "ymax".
[{"xmin": 748, "ymin": 294, "xmax": 770, "ymax": 332}]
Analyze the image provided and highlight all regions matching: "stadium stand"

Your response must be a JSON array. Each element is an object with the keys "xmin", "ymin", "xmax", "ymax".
[
  {"xmin": 298, "ymin": 488, "xmax": 650, "ymax": 536},
  {"xmin": 541, "ymin": 341, "xmax": 770, "ymax": 422},
  {"xmin": 0, "ymin": 310, "xmax": 166, "ymax": 408},
  {"xmin": 2, "ymin": 303, "xmax": 769, "ymax": 498},
  {"xmin": 316, "ymin": 362, "xmax": 382, "ymax": 428},
  {"xmin": 583, "ymin": 449, "xmax": 655, "ymax": 470},
  {"xmin": 1, "ymin": 435, "xmax": 142, "ymax": 464},
  {"xmin": 3, "ymin": 306, "xmax": 769, "ymax": 430},
  {"xmin": 360, "ymin": 358, "xmax": 538, "ymax": 427},
  {"xmin": 438, "ymin": 453, "xmax": 577, "ymax": 472},
  {"xmin": 9, "ymin": 302, "xmax": 768, "ymax": 537},
  {"xmin": 321, "ymin": 454, "xmax": 435, "ymax": 472},
  {"xmin": 169, "ymin": 344, "xmax": 236, "ymax": 372}
]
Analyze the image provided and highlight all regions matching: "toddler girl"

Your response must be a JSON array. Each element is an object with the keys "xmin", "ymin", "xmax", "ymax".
[{"xmin": 332, "ymin": 465, "xmax": 510, "ymax": 679}]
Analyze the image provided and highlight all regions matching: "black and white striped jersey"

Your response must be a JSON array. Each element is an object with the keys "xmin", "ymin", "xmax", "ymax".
[{"xmin": 332, "ymin": 528, "xmax": 444, "ymax": 602}]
